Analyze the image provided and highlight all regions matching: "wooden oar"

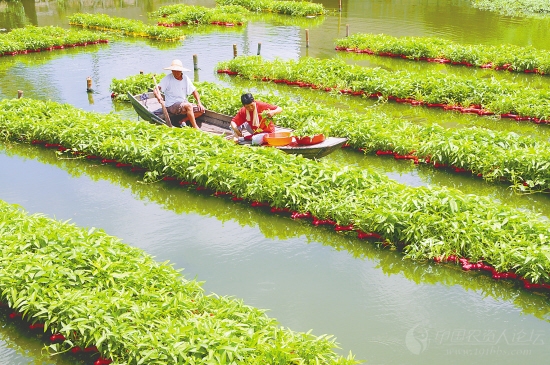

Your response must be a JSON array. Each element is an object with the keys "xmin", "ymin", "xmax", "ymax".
[{"xmin": 152, "ymin": 75, "xmax": 173, "ymax": 127}]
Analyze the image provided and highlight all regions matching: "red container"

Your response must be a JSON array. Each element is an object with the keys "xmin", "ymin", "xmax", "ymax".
[{"xmin": 295, "ymin": 134, "xmax": 325, "ymax": 146}]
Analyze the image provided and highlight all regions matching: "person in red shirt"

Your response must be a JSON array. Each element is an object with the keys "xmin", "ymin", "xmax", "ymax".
[{"xmin": 230, "ymin": 93, "xmax": 282, "ymax": 138}]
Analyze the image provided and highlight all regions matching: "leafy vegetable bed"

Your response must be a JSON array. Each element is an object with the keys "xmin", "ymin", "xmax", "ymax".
[
  {"xmin": 112, "ymin": 76, "xmax": 550, "ymax": 192},
  {"xmin": 217, "ymin": 55, "xmax": 550, "ymax": 124},
  {"xmin": 68, "ymin": 13, "xmax": 186, "ymax": 41},
  {"xmin": 0, "ymin": 25, "xmax": 108, "ymax": 56},
  {"xmin": 1, "ymin": 98, "xmax": 550, "ymax": 292},
  {"xmin": 0, "ymin": 199, "xmax": 358, "ymax": 365},
  {"xmin": 109, "ymin": 72, "xmax": 166, "ymax": 101},
  {"xmin": 471, "ymin": 0, "xmax": 550, "ymax": 18},
  {"xmin": 151, "ymin": 4, "xmax": 248, "ymax": 27},
  {"xmin": 215, "ymin": 0, "xmax": 326, "ymax": 17},
  {"xmin": 334, "ymin": 33, "xmax": 550, "ymax": 75}
]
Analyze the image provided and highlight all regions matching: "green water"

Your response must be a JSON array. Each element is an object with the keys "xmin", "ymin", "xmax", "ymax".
[{"xmin": 1, "ymin": 1, "xmax": 550, "ymax": 364}]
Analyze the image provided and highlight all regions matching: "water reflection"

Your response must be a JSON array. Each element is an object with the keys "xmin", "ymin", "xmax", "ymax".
[
  {"xmin": 0, "ymin": 1, "xmax": 28, "ymax": 30},
  {"xmin": 0, "ymin": 308, "xmax": 82, "ymax": 365}
]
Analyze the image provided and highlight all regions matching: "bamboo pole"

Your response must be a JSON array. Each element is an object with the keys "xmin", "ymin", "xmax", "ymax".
[
  {"xmin": 305, "ymin": 29, "xmax": 309, "ymax": 48},
  {"xmin": 233, "ymin": 44, "xmax": 238, "ymax": 58},
  {"xmin": 152, "ymin": 75, "xmax": 173, "ymax": 128},
  {"xmin": 257, "ymin": 42, "xmax": 262, "ymax": 55},
  {"xmin": 17, "ymin": 90, "xmax": 23, "ymax": 99},
  {"xmin": 339, "ymin": 0, "xmax": 342, "ymax": 12},
  {"xmin": 193, "ymin": 54, "xmax": 198, "ymax": 70},
  {"xmin": 346, "ymin": 24, "xmax": 350, "ymax": 37}
]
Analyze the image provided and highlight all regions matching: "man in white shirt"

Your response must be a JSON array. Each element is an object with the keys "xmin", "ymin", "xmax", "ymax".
[{"xmin": 154, "ymin": 59, "xmax": 205, "ymax": 129}]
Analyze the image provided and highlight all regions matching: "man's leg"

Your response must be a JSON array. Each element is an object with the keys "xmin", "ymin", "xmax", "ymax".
[{"xmin": 181, "ymin": 103, "xmax": 201, "ymax": 130}]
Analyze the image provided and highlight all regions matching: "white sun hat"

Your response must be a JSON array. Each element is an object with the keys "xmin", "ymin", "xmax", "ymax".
[{"xmin": 164, "ymin": 59, "xmax": 191, "ymax": 72}]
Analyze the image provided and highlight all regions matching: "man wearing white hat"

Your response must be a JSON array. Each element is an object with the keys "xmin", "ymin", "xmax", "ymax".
[{"xmin": 154, "ymin": 59, "xmax": 205, "ymax": 129}]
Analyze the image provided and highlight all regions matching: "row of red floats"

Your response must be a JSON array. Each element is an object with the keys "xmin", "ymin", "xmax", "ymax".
[
  {"xmin": 216, "ymin": 69, "xmax": 549, "ymax": 124},
  {"xmin": 0, "ymin": 40, "xmax": 109, "ymax": 56},
  {"xmin": 1, "ymin": 301, "xmax": 111, "ymax": 365},
  {"xmin": 372, "ymin": 148, "xmax": 538, "ymax": 188},
  {"xmin": 235, "ymin": 198, "xmax": 384, "ymax": 239},
  {"xmin": 433, "ymin": 256, "xmax": 550, "ymax": 291},
  {"xmin": 157, "ymin": 21, "xmax": 243, "ymax": 27},
  {"xmin": 27, "ymin": 138, "xmax": 549, "ymax": 292},
  {"xmin": 334, "ymin": 46, "xmax": 545, "ymax": 75}
]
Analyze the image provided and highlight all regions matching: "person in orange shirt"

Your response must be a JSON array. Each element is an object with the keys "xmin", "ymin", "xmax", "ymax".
[{"xmin": 230, "ymin": 93, "xmax": 282, "ymax": 139}]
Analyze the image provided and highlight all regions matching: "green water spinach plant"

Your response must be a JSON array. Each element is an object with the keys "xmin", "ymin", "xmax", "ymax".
[
  {"xmin": 152, "ymin": 4, "xmax": 249, "ymax": 26},
  {"xmin": 0, "ymin": 25, "xmax": 108, "ymax": 55},
  {"xmin": 2, "ymin": 98, "xmax": 550, "ymax": 288},
  {"xmin": 215, "ymin": 0, "xmax": 327, "ymax": 16},
  {"xmin": 109, "ymin": 72, "xmax": 166, "ymax": 101},
  {"xmin": 0, "ymin": 199, "xmax": 359, "ymax": 364},
  {"xmin": 334, "ymin": 33, "xmax": 550, "ymax": 74},
  {"xmin": 68, "ymin": 13, "xmax": 186, "ymax": 41},
  {"xmin": 245, "ymin": 11, "xmax": 326, "ymax": 27},
  {"xmin": 471, "ymin": 0, "xmax": 550, "ymax": 18},
  {"xmin": 217, "ymin": 55, "xmax": 550, "ymax": 122}
]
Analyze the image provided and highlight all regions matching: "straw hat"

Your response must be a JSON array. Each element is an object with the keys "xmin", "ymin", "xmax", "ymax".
[{"xmin": 164, "ymin": 59, "xmax": 191, "ymax": 72}]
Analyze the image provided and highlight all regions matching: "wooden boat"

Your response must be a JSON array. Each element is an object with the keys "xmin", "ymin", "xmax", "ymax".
[{"xmin": 127, "ymin": 91, "xmax": 347, "ymax": 159}]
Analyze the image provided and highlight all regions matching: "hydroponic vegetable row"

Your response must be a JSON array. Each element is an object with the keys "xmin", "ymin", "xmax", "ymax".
[
  {"xmin": 215, "ymin": 0, "xmax": 326, "ymax": 17},
  {"xmin": 1, "ymin": 98, "xmax": 550, "ymax": 290},
  {"xmin": 68, "ymin": 13, "xmax": 186, "ymax": 41},
  {"xmin": 472, "ymin": 0, "xmax": 550, "ymax": 18},
  {"xmin": 216, "ymin": 55, "xmax": 550, "ymax": 123},
  {"xmin": 0, "ymin": 25, "xmax": 108, "ymax": 55},
  {"xmin": 109, "ymin": 72, "xmax": 167, "ymax": 101},
  {"xmin": 152, "ymin": 4, "xmax": 248, "ymax": 27},
  {"xmin": 0, "ymin": 199, "xmax": 357, "ymax": 365},
  {"xmin": 114, "ymin": 77, "xmax": 550, "ymax": 192},
  {"xmin": 334, "ymin": 33, "xmax": 550, "ymax": 75}
]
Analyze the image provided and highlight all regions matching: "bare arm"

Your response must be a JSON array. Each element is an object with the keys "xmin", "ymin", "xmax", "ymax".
[
  {"xmin": 153, "ymin": 85, "xmax": 164, "ymax": 106},
  {"xmin": 192, "ymin": 90, "xmax": 205, "ymax": 112},
  {"xmin": 230, "ymin": 121, "xmax": 243, "ymax": 137},
  {"xmin": 265, "ymin": 106, "xmax": 282, "ymax": 118}
]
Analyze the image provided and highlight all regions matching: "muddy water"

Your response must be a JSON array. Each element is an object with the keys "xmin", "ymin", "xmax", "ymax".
[{"xmin": 1, "ymin": 1, "xmax": 550, "ymax": 364}]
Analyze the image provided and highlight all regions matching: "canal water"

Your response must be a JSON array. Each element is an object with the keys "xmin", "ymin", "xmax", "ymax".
[{"xmin": 1, "ymin": 1, "xmax": 550, "ymax": 364}]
